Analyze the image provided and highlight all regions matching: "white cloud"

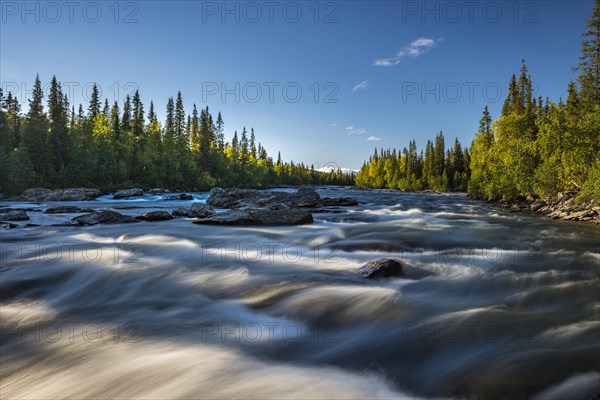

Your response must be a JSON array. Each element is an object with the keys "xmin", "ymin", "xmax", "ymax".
[
  {"xmin": 373, "ymin": 37, "xmax": 442, "ymax": 67},
  {"xmin": 367, "ymin": 136, "xmax": 382, "ymax": 141},
  {"xmin": 352, "ymin": 81, "xmax": 368, "ymax": 91},
  {"xmin": 330, "ymin": 123, "xmax": 338, "ymax": 127},
  {"xmin": 318, "ymin": 166, "xmax": 358, "ymax": 174},
  {"xmin": 345, "ymin": 126, "xmax": 367, "ymax": 136}
]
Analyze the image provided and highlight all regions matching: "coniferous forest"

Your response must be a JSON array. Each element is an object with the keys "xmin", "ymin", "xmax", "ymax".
[
  {"xmin": 0, "ymin": 81, "xmax": 354, "ymax": 194},
  {"xmin": 356, "ymin": 2, "xmax": 600, "ymax": 202}
]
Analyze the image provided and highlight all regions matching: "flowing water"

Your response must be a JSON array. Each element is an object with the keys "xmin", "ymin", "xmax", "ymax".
[{"xmin": 1, "ymin": 187, "xmax": 599, "ymax": 399}]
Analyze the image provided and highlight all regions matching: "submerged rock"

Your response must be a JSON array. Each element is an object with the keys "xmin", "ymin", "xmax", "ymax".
[
  {"xmin": 113, "ymin": 188, "xmax": 144, "ymax": 199},
  {"xmin": 136, "ymin": 211, "xmax": 174, "ymax": 221},
  {"xmin": 73, "ymin": 211, "xmax": 140, "ymax": 225},
  {"xmin": 21, "ymin": 188, "xmax": 101, "ymax": 201},
  {"xmin": 320, "ymin": 197, "xmax": 359, "ymax": 206},
  {"xmin": 164, "ymin": 194, "xmax": 193, "ymax": 201},
  {"xmin": 0, "ymin": 210, "xmax": 29, "ymax": 221},
  {"xmin": 357, "ymin": 259, "xmax": 402, "ymax": 279},
  {"xmin": 45, "ymin": 206, "xmax": 94, "ymax": 214}
]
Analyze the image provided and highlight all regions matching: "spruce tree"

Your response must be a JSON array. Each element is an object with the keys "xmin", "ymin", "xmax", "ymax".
[{"xmin": 577, "ymin": 0, "xmax": 600, "ymax": 107}]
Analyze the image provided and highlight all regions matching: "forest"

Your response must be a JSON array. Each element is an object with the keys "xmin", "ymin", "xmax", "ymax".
[
  {"xmin": 356, "ymin": 1, "xmax": 600, "ymax": 202},
  {"xmin": 0, "ymin": 81, "xmax": 354, "ymax": 194}
]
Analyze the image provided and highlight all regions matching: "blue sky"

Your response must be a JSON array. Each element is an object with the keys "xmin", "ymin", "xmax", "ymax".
[{"xmin": 0, "ymin": 0, "xmax": 593, "ymax": 170}]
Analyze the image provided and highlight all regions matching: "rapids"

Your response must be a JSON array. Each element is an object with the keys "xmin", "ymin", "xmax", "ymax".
[{"xmin": 1, "ymin": 187, "xmax": 599, "ymax": 399}]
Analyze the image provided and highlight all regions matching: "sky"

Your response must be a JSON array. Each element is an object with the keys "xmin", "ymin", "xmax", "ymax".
[{"xmin": 0, "ymin": 0, "xmax": 594, "ymax": 170}]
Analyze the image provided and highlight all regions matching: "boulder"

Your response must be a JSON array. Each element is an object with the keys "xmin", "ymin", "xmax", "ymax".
[
  {"xmin": 530, "ymin": 200, "xmax": 547, "ymax": 212},
  {"xmin": 357, "ymin": 259, "xmax": 402, "ymax": 279},
  {"xmin": 136, "ymin": 211, "xmax": 174, "ymax": 221},
  {"xmin": 164, "ymin": 194, "xmax": 193, "ymax": 201},
  {"xmin": 45, "ymin": 206, "xmax": 94, "ymax": 214},
  {"xmin": 21, "ymin": 188, "xmax": 101, "ymax": 201},
  {"xmin": 113, "ymin": 188, "xmax": 144, "ymax": 199},
  {"xmin": 0, "ymin": 210, "xmax": 29, "ymax": 221},
  {"xmin": 249, "ymin": 206, "xmax": 313, "ymax": 225},
  {"xmin": 207, "ymin": 187, "xmax": 263, "ymax": 208},
  {"xmin": 172, "ymin": 208, "xmax": 191, "ymax": 217},
  {"xmin": 320, "ymin": 197, "xmax": 359, "ymax": 206},
  {"xmin": 73, "ymin": 211, "xmax": 140, "ymax": 225},
  {"xmin": 189, "ymin": 202, "xmax": 216, "ymax": 218},
  {"xmin": 194, "ymin": 206, "xmax": 313, "ymax": 226}
]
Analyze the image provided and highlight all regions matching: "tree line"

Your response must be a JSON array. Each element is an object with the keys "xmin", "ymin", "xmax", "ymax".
[
  {"xmin": 0, "ymin": 79, "xmax": 354, "ymax": 194},
  {"xmin": 357, "ymin": 0, "xmax": 600, "ymax": 202}
]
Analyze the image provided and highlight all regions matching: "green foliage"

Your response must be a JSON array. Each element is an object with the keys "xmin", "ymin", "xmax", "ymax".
[{"xmin": 0, "ymin": 75, "xmax": 354, "ymax": 194}]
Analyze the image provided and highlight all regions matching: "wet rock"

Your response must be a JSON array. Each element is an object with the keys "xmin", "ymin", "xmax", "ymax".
[
  {"xmin": 45, "ymin": 206, "xmax": 94, "ymax": 214},
  {"xmin": 136, "ymin": 211, "xmax": 174, "ymax": 221},
  {"xmin": 113, "ymin": 188, "xmax": 144, "ymax": 199},
  {"xmin": 172, "ymin": 208, "xmax": 190, "ymax": 217},
  {"xmin": 530, "ymin": 200, "xmax": 546, "ymax": 212},
  {"xmin": 320, "ymin": 197, "xmax": 359, "ymax": 206},
  {"xmin": 357, "ymin": 258, "xmax": 402, "ymax": 279},
  {"xmin": 189, "ymin": 202, "xmax": 216, "ymax": 218},
  {"xmin": 73, "ymin": 210, "xmax": 140, "ymax": 225},
  {"xmin": 21, "ymin": 188, "xmax": 101, "ymax": 201},
  {"xmin": 0, "ymin": 210, "xmax": 29, "ymax": 221},
  {"xmin": 207, "ymin": 187, "xmax": 263, "ymax": 208},
  {"xmin": 194, "ymin": 206, "xmax": 313, "ymax": 226},
  {"xmin": 1, "ymin": 222, "xmax": 18, "ymax": 229},
  {"xmin": 164, "ymin": 194, "xmax": 193, "ymax": 201}
]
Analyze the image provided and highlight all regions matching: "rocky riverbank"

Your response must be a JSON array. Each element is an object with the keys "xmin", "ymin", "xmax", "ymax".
[{"xmin": 489, "ymin": 192, "xmax": 599, "ymax": 224}]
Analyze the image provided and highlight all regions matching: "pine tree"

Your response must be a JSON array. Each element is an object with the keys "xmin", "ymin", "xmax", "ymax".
[
  {"xmin": 131, "ymin": 90, "xmax": 145, "ymax": 138},
  {"xmin": 577, "ymin": 0, "xmax": 600, "ymax": 107},
  {"xmin": 48, "ymin": 75, "xmax": 69, "ymax": 169},
  {"xmin": 190, "ymin": 104, "xmax": 200, "ymax": 152},
  {"xmin": 121, "ymin": 95, "xmax": 131, "ymax": 134},
  {"xmin": 164, "ymin": 97, "xmax": 175, "ymax": 144},
  {"xmin": 215, "ymin": 112, "xmax": 225, "ymax": 151},
  {"xmin": 174, "ymin": 91, "xmax": 185, "ymax": 143},
  {"xmin": 88, "ymin": 83, "xmax": 101, "ymax": 119},
  {"xmin": 21, "ymin": 74, "xmax": 49, "ymax": 176}
]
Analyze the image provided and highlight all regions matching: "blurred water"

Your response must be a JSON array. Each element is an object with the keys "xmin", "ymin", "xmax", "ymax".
[{"xmin": 1, "ymin": 187, "xmax": 599, "ymax": 399}]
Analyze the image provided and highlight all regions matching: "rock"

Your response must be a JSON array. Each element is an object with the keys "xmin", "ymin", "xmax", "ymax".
[
  {"xmin": 164, "ymin": 194, "xmax": 193, "ymax": 201},
  {"xmin": 189, "ymin": 202, "xmax": 216, "ymax": 218},
  {"xmin": 0, "ymin": 222, "xmax": 18, "ymax": 229},
  {"xmin": 320, "ymin": 197, "xmax": 359, "ymax": 207},
  {"xmin": 172, "ymin": 208, "xmax": 190, "ymax": 217},
  {"xmin": 357, "ymin": 259, "xmax": 402, "ymax": 279},
  {"xmin": 136, "ymin": 211, "xmax": 174, "ymax": 221},
  {"xmin": 113, "ymin": 188, "xmax": 144, "ymax": 199},
  {"xmin": 194, "ymin": 206, "xmax": 313, "ymax": 226},
  {"xmin": 45, "ymin": 206, "xmax": 94, "ymax": 214},
  {"xmin": 249, "ymin": 206, "xmax": 313, "ymax": 225},
  {"xmin": 525, "ymin": 194, "xmax": 537, "ymax": 202},
  {"xmin": 0, "ymin": 210, "xmax": 29, "ymax": 221},
  {"xmin": 530, "ymin": 200, "xmax": 547, "ymax": 212},
  {"xmin": 148, "ymin": 188, "xmax": 164, "ymax": 194},
  {"xmin": 193, "ymin": 210, "xmax": 257, "ymax": 226},
  {"xmin": 207, "ymin": 187, "xmax": 263, "ymax": 208},
  {"xmin": 73, "ymin": 211, "xmax": 140, "ymax": 225},
  {"xmin": 21, "ymin": 188, "xmax": 101, "ymax": 201}
]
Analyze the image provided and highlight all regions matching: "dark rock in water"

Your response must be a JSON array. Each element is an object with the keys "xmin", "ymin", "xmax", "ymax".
[
  {"xmin": 249, "ymin": 206, "xmax": 313, "ymax": 225},
  {"xmin": 113, "ymin": 188, "xmax": 144, "ymax": 199},
  {"xmin": 136, "ymin": 211, "xmax": 174, "ymax": 221},
  {"xmin": 207, "ymin": 187, "xmax": 263, "ymax": 208},
  {"xmin": 189, "ymin": 202, "xmax": 216, "ymax": 218},
  {"xmin": 194, "ymin": 206, "xmax": 313, "ymax": 226},
  {"xmin": 21, "ymin": 188, "xmax": 101, "ymax": 201},
  {"xmin": 148, "ymin": 188, "xmax": 164, "ymax": 194},
  {"xmin": 320, "ymin": 197, "xmax": 359, "ymax": 206},
  {"xmin": 194, "ymin": 210, "xmax": 257, "ymax": 226},
  {"xmin": 45, "ymin": 206, "xmax": 94, "ymax": 214},
  {"xmin": 357, "ymin": 259, "xmax": 402, "ymax": 279},
  {"xmin": 164, "ymin": 194, "xmax": 193, "ymax": 201},
  {"xmin": 172, "ymin": 208, "xmax": 190, "ymax": 217},
  {"xmin": 73, "ymin": 210, "xmax": 140, "ymax": 225},
  {"xmin": 1, "ymin": 222, "xmax": 19, "ymax": 229},
  {"xmin": 0, "ymin": 210, "xmax": 30, "ymax": 221},
  {"xmin": 530, "ymin": 200, "xmax": 546, "ymax": 212}
]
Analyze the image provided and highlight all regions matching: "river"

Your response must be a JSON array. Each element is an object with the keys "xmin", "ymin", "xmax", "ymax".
[{"xmin": 1, "ymin": 187, "xmax": 599, "ymax": 399}]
